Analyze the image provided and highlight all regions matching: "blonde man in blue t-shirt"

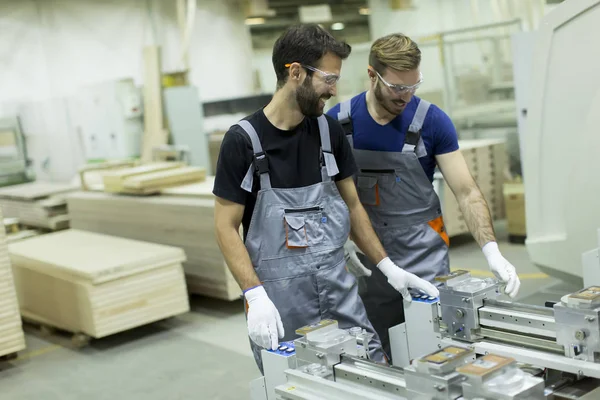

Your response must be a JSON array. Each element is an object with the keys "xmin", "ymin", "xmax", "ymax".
[{"xmin": 327, "ymin": 33, "xmax": 520, "ymax": 360}]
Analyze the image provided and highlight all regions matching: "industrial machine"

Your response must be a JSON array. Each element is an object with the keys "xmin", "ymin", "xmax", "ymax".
[
  {"xmin": 522, "ymin": 0, "xmax": 600, "ymax": 282},
  {"xmin": 251, "ymin": 268, "xmax": 600, "ymax": 399},
  {"xmin": 0, "ymin": 117, "xmax": 34, "ymax": 187}
]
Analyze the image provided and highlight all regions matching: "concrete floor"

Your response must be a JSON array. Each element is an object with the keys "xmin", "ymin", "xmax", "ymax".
[{"xmin": 0, "ymin": 222, "xmax": 582, "ymax": 400}]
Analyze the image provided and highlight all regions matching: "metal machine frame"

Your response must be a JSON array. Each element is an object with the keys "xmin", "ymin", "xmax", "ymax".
[
  {"xmin": 251, "ymin": 269, "xmax": 600, "ymax": 399},
  {"xmin": 251, "ymin": 230, "xmax": 600, "ymax": 399}
]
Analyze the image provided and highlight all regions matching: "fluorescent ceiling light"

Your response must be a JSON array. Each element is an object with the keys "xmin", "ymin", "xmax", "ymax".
[
  {"xmin": 358, "ymin": 7, "xmax": 371, "ymax": 15},
  {"xmin": 331, "ymin": 22, "xmax": 345, "ymax": 31},
  {"xmin": 299, "ymin": 4, "xmax": 332, "ymax": 23},
  {"xmin": 245, "ymin": 17, "xmax": 265, "ymax": 25}
]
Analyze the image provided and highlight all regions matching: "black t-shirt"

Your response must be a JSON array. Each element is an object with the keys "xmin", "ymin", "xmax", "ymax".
[{"xmin": 212, "ymin": 108, "xmax": 357, "ymax": 240}]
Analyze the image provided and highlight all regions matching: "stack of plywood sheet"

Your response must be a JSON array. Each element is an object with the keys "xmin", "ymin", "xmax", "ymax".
[
  {"xmin": 66, "ymin": 177, "xmax": 241, "ymax": 301},
  {"xmin": 0, "ymin": 181, "xmax": 76, "ymax": 230},
  {"xmin": 101, "ymin": 162, "xmax": 206, "ymax": 195},
  {"xmin": 433, "ymin": 139, "xmax": 507, "ymax": 237},
  {"xmin": 0, "ymin": 209, "xmax": 26, "ymax": 358},
  {"xmin": 208, "ymin": 131, "xmax": 226, "ymax": 175},
  {"xmin": 8, "ymin": 229, "xmax": 190, "ymax": 338},
  {"xmin": 3, "ymin": 218, "xmax": 42, "ymax": 244}
]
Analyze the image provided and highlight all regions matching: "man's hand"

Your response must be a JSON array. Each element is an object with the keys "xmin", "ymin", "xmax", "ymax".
[
  {"xmin": 377, "ymin": 258, "xmax": 440, "ymax": 301},
  {"xmin": 482, "ymin": 242, "xmax": 520, "ymax": 298},
  {"xmin": 245, "ymin": 286, "xmax": 285, "ymax": 350},
  {"xmin": 344, "ymin": 240, "xmax": 372, "ymax": 277}
]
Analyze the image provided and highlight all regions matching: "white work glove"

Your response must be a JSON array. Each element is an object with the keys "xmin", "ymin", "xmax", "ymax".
[
  {"xmin": 377, "ymin": 257, "xmax": 440, "ymax": 302},
  {"xmin": 344, "ymin": 240, "xmax": 372, "ymax": 277},
  {"xmin": 244, "ymin": 285, "xmax": 285, "ymax": 350},
  {"xmin": 482, "ymin": 242, "xmax": 520, "ymax": 299}
]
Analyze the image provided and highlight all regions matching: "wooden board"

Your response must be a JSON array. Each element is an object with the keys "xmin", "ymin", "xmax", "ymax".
[
  {"xmin": 0, "ymin": 181, "xmax": 77, "ymax": 201},
  {"xmin": 8, "ymin": 229, "xmax": 190, "ymax": 338},
  {"xmin": 66, "ymin": 191, "xmax": 241, "ymax": 301},
  {"xmin": 0, "ymin": 181, "xmax": 73, "ymax": 231},
  {"xmin": 123, "ymin": 166, "xmax": 206, "ymax": 191},
  {"xmin": 160, "ymin": 175, "xmax": 215, "ymax": 198},
  {"xmin": 6, "ymin": 230, "xmax": 41, "ymax": 243},
  {"xmin": 101, "ymin": 163, "xmax": 206, "ymax": 195},
  {"xmin": 0, "ymin": 208, "xmax": 26, "ymax": 357},
  {"xmin": 141, "ymin": 46, "xmax": 168, "ymax": 162},
  {"xmin": 103, "ymin": 162, "xmax": 183, "ymax": 192},
  {"xmin": 8, "ymin": 229, "xmax": 186, "ymax": 285}
]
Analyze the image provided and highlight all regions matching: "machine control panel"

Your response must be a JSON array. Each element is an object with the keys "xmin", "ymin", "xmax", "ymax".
[
  {"xmin": 411, "ymin": 292, "xmax": 439, "ymax": 303},
  {"xmin": 267, "ymin": 341, "xmax": 296, "ymax": 357}
]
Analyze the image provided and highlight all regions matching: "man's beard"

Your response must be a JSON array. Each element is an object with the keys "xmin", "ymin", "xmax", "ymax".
[
  {"xmin": 374, "ymin": 82, "xmax": 406, "ymax": 116},
  {"xmin": 296, "ymin": 76, "xmax": 329, "ymax": 117}
]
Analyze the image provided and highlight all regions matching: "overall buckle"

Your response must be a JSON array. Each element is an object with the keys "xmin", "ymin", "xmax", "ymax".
[{"xmin": 254, "ymin": 152, "xmax": 269, "ymax": 174}]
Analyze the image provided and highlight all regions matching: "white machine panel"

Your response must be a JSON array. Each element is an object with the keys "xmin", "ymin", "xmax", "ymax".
[
  {"xmin": 390, "ymin": 296, "xmax": 441, "ymax": 367},
  {"xmin": 523, "ymin": 0, "xmax": 600, "ymax": 280}
]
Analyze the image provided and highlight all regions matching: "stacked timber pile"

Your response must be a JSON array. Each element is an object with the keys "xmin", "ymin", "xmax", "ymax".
[
  {"xmin": 66, "ymin": 177, "xmax": 242, "ymax": 301},
  {"xmin": 79, "ymin": 161, "xmax": 206, "ymax": 195},
  {"xmin": 433, "ymin": 139, "xmax": 508, "ymax": 237},
  {"xmin": 0, "ymin": 209, "xmax": 26, "ymax": 358},
  {"xmin": 8, "ymin": 229, "xmax": 190, "ymax": 339},
  {"xmin": 0, "ymin": 181, "xmax": 76, "ymax": 230},
  {"xmin": 3, "ymin": 218, "xmax": 42, "ymax": 243}
]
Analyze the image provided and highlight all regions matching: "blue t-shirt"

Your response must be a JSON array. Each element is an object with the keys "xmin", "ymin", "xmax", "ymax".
[{"xmin": 326, "ymin": 93, "xmax": 459, "ymax": 182}]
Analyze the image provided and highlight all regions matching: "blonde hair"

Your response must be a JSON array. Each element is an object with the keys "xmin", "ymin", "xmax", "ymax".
[{"xmin": 369, "ymin": 33, "xmax": 421, "ymax": 73}]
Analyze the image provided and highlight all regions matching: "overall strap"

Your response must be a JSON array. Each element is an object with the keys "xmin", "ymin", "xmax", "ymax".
[
  {"xmin": 402, "ymin": 99, "xmax": 431, "ymax": 157},
  {"xmin": 317, "ymin": 115, "xmax": 339, "ymax": 181},
  {"xmin": 336, "ymin": 99, "xmax": 353, "ymax": 135},
  {"xmin": 237, "ymin": 120, "xmax": 272, "ymax": 192}
]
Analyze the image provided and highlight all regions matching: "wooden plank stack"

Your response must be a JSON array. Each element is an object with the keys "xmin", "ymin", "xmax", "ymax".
[
  {"xmin": 8, "ymin": 229, "xmax": 190, "ymax": 338},
  {"xmin": 101, "ymin": 162, "xmax": 206, "ymax": 195},
  {"xmin": 3, "ymin": 218, "xmax": 42, "ymax": 244},
  {"xmin": 208, "ymin": 131, "xmax": 226, "ymax": 174},
  {"xmin": 66, "ymin": 178, "xmax": 242, "ymax": 301},
  {"xmin": 0, "ymin": 181, "xmax": 76, "ymax": 230},
  {"xmin": 503, "ymin": 179, "xmax": 526, "ymax": 242},
  {"xmin": 434, "ymin": 139, "xmax": 507, "ymax": 237},
  {"xmin": 0, "ymin": 208, "xmax": 26, "ymax": 358}
]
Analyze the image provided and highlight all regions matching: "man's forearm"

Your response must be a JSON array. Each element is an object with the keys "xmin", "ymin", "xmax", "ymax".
[
  {"xmin": 457, "ymin": 186, "xmax": 496, "ymax": 248},
  {"xmin": 215, "ymin": 226, "xmax": 261, "ymax": 291},
  {"xmin": 349, "ymin": 204, "xmax": 387, "ymax": 265}
]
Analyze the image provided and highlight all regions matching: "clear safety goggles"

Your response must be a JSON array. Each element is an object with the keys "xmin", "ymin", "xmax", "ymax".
[
  {"xmin": 285, "ymin": 63, "xmax": 341, "ymax": 86},
  {"xmin": 371, "ymin": 67, "xmax": 423, "ymax": 95}
]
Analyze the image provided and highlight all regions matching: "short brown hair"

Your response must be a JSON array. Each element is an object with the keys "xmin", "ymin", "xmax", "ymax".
[
  {"xmin": 369, "ymin": 33, "xmax": 421, "ymax": 74},
  {"xmin": 272, "ymin": 24, "xmax": 352, "ymax": 88}
]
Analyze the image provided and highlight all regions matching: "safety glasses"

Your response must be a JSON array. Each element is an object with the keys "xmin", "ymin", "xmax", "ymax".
[
  {"xmin": 285, "ymin": 63, "xmax": 341, "ymax": 86},
  {"xmin": 371, "ymin": 67, "xmax": 423, "ymax": 95}
]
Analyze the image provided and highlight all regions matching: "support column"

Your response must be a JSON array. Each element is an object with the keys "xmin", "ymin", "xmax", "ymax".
[{"xmin": 189, "ymin": 0, "xmax": 255, "ymax": 102}]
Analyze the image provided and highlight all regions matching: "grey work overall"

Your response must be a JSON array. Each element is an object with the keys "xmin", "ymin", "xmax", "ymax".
[
  {"xmin": 236, "ymin": 116, "xmax": 386, "ymax": 373},
  {"xmin": 337, "ymin": 99, "xmax": 450, "ymax": 361}
]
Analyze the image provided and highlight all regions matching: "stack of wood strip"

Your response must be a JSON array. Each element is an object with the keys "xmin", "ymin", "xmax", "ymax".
[
  {"xmin": 66, "ymin": 177, "xmax": 242, "ymax": 301},
  {"xmin": 0, "ymin": 181, "xmax": 76, "ymax": 230},
  {"xmin": 434, "ymin": 139, "xmax": 508, "ymax": 237},
  {"xmin": 101, "ymin": 162, "xmax": 206, "ymax": 195},
  {"xmin": 0, "ymin": 208, "xmax": 26, "ymax": 358},
  {"xmin": 8, "ymin": 229, "xmax": 190, "ymax": 338},
  {"xmin": 3, "ymin": 218, "xmax": 41, "ymax": 244}
]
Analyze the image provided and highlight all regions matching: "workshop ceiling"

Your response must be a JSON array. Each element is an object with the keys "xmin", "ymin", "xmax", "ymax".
[{"xmin": 246, "ymin": 0, "xmax": 371, "ymax": 48}]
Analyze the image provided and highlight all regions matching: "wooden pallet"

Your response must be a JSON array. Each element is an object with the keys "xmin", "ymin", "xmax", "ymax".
[
  {"xmin": 0, "ymin": 352, "xmax": 18, "ymax": 362},
  {"xmin": 21, "ymin": 310, "xmax": 91, "ymax": 349},
  {"xmin": 3, "ymin": 218, "xmax": 20, "ymax": 234}
]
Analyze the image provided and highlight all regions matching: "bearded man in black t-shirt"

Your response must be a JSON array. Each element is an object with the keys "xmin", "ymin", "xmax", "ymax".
[{"xmin": 212, "ymin": 23, "xmax": 438, "ymax": 374}]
